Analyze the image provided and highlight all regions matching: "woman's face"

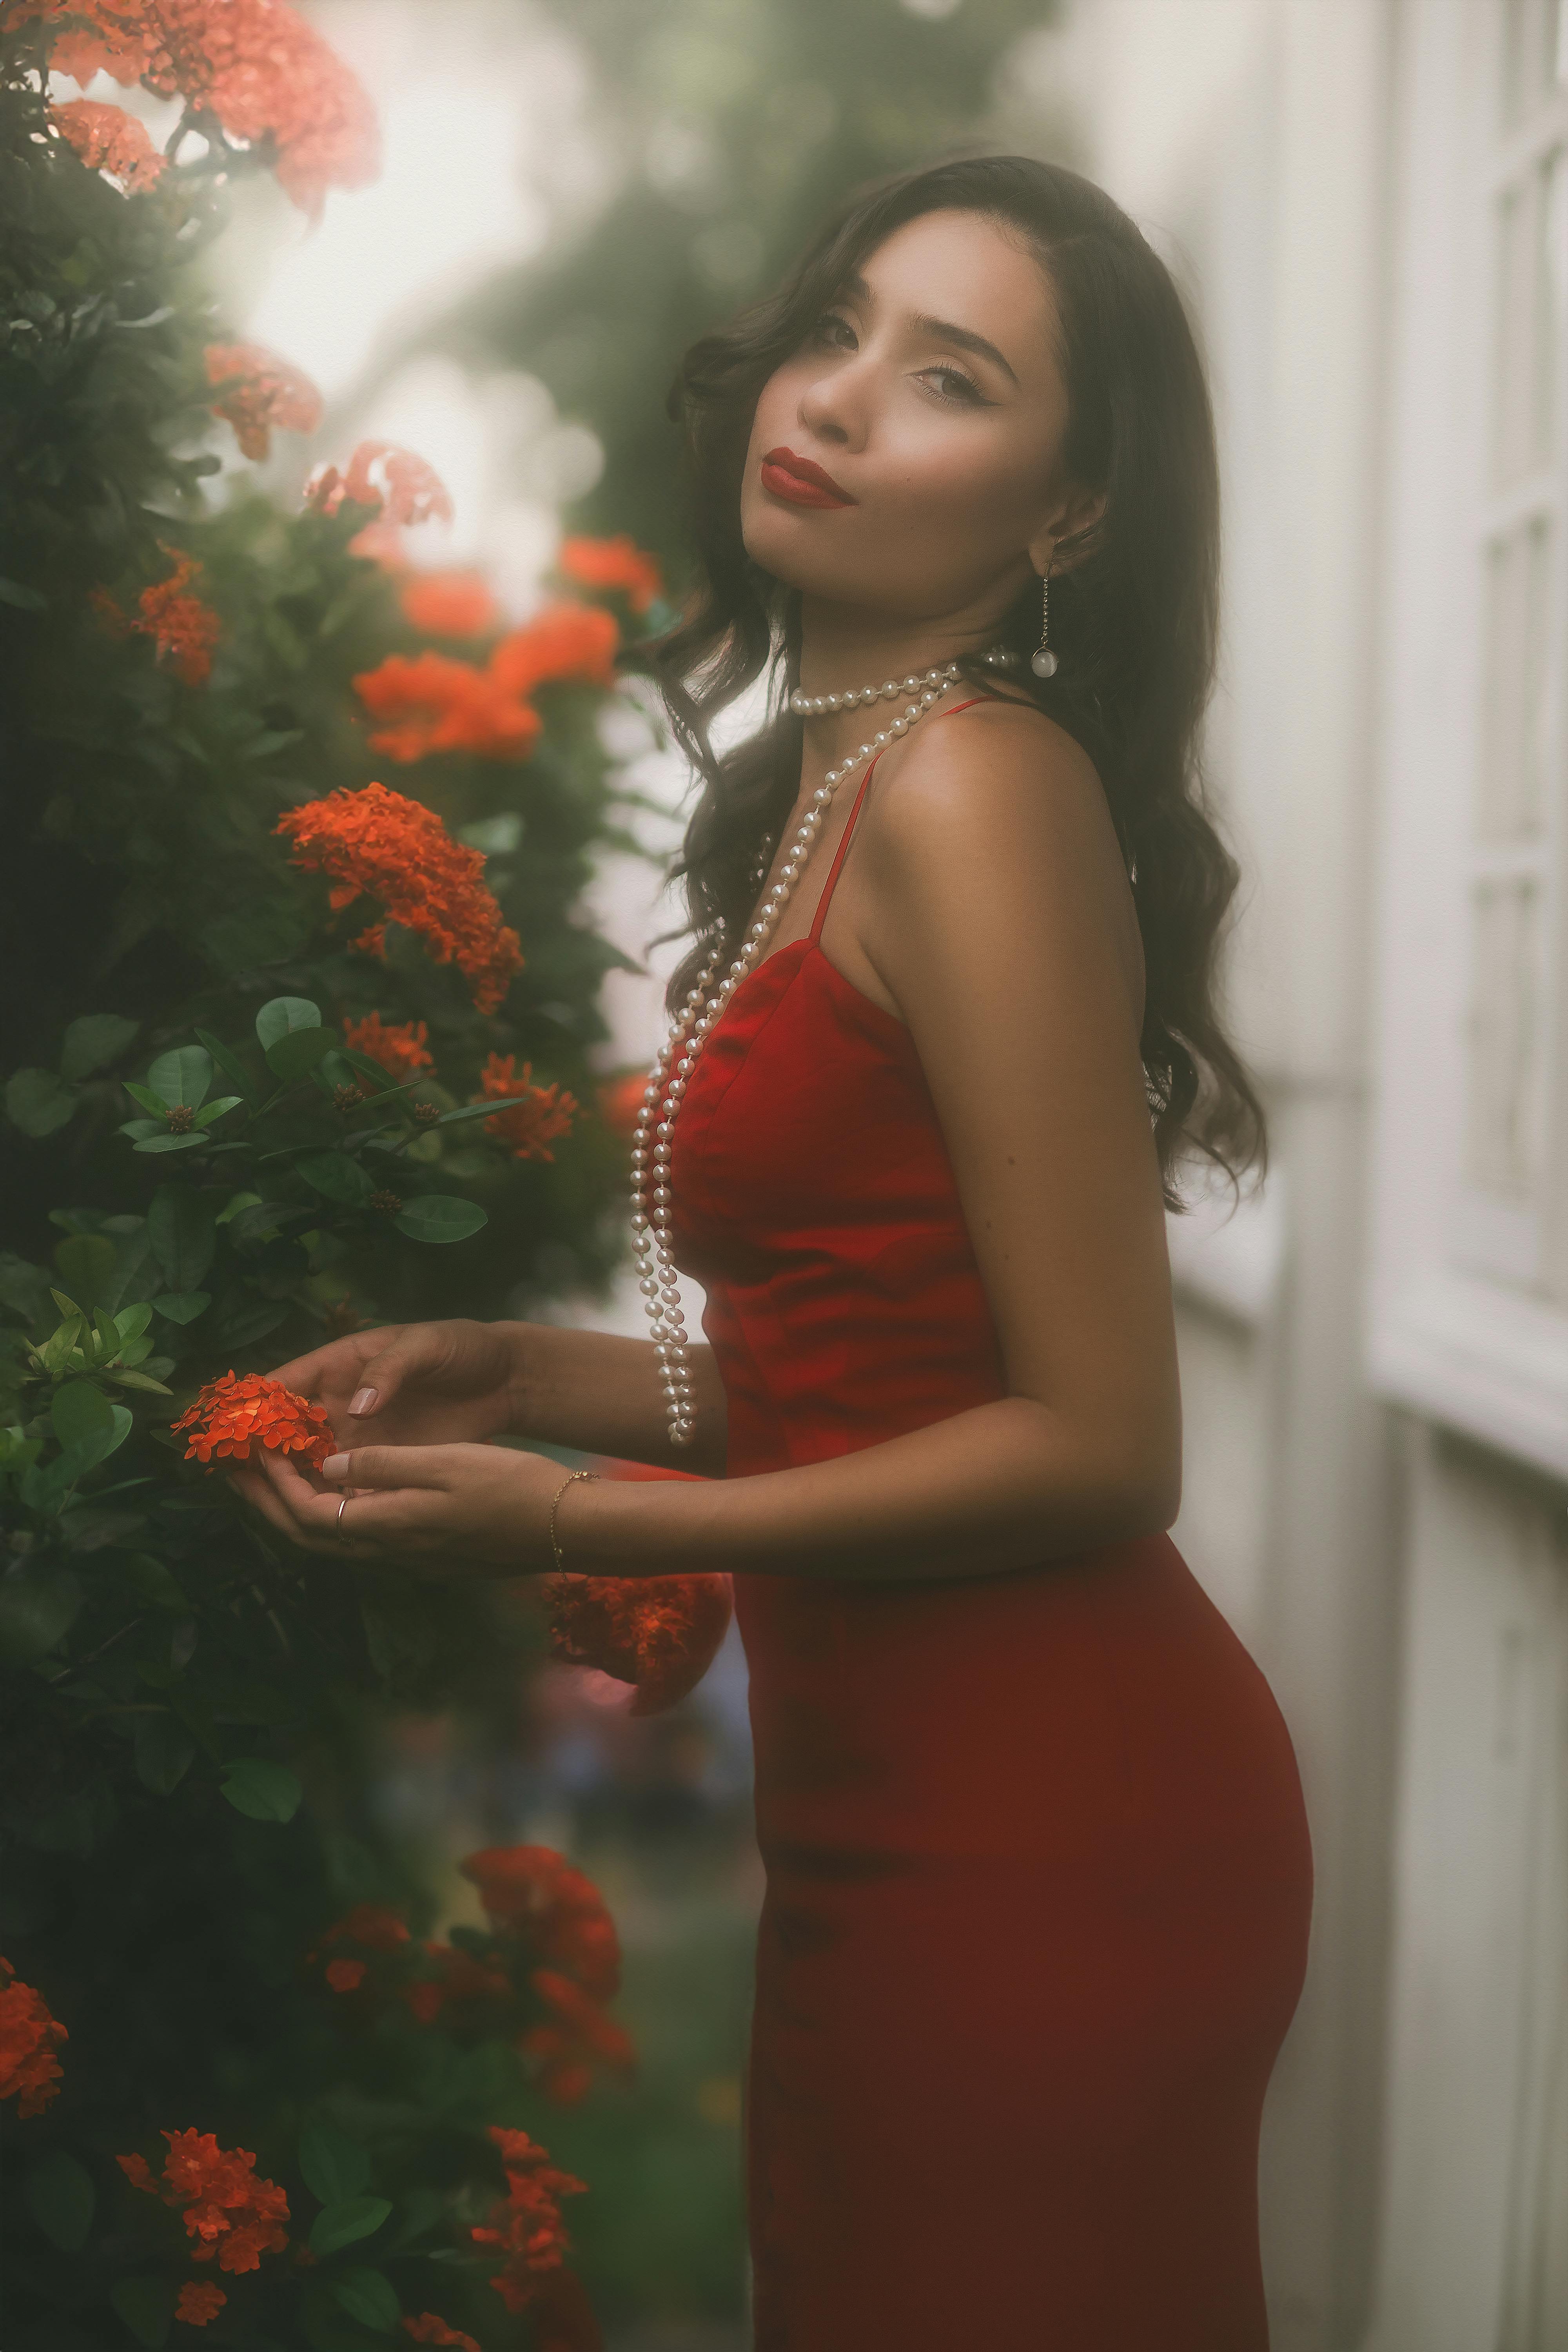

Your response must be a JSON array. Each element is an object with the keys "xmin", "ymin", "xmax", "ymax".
[{"xmin": 741, "ymin": 208, "xmax": 1090, "ymax": 629}]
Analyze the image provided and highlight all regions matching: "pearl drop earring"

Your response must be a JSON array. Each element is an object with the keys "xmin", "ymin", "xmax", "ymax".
[{"xmin": 1031, "ymin": 566, "xmax": 1058, "ymax": 680}]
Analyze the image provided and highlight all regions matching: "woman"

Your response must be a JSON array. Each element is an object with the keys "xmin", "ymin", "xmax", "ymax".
[{"xmin": 238, "ymin": 158, "xmax": 1312, "ymax": 2351}]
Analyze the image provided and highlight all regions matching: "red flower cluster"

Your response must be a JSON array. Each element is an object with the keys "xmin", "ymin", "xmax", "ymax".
[
  {"xmin": 307, "ymin": 441, "xmax": 452, "ymax": 528},
  {"xmin": 401, "ymin": 571, "xmax": 500, "ymax": 639},
  {"xmin": 175, "ymin": 2281, "xmax": 226, "ymax": 2327},
  {"xmin": 276, "ymin": 782, "xmax": 523, "ymax": 1016},
  {"xmin": 94, "ymin": 545, "xmax": 222, "ymax": 684},
  {"xmin": 204, "ymin": 339, "xmax": 321, "ymax": 461},
  {"xmin": 521, "ymin": 1968, "xmax": 635, "ymax": 2108},
  {"xmin": 172, "ymin": 1371, "xmax": 335, "ymax": 1471},
  {"xmin": 547, "ymin": 1569, "xmax": 734, "ymax": 1718},
  {"xmin": 341, "ymin": 1011, "xmax": 434, "ymax": 1081},
  {"xmin": 29, "ymin": 0, "xmax": 379, "ymax": 215},
  {"xmin": 118, "ymin": 2129, "xmax": 290, "ymax": 2274},
  {"xmin": 354, "ymin": 650, "xmax": 543, "ymax": 765},
  {"xmin": 48, "ymin": 96, "xmax": 165, "ymax": 189},
  {"xmin": 354, "ymin": 603, "xmax": 617, "ymax": 767},
  {"xmin": 308, "ymin": 1901, "xmax": 411, "ymax": 1992},
  {"xmin": 557, "ymin": 534, "xmax": 663, "ymax": 616},
  {"xmin": 474, "ymin": 1055, "xmax": 578, "ymax": 1164},
  {"xmin": 403, "ymin": 2317, "xmax": 480, "ymax": 2352},
  {"xmin": 459, "ymin": 1848, "xmax": 620, "ymax": 2003},
  {"xmin": 470, "ymin": 2125, "xmax": 586, "ymax": 2315},
  {"xmin": 0, "ymin": 1957, "xmax": 67, "ymax": 2117}
]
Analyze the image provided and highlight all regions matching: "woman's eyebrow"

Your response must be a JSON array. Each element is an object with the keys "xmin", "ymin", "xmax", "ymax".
[{"xmin": 836, "ymin": 274, "xmax": 1019, "ymax": 385}]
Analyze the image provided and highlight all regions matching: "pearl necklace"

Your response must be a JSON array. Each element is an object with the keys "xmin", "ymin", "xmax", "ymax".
[{"xmin": 630, "ymin": 647, "xmax": 1014, "ymax": 1447}]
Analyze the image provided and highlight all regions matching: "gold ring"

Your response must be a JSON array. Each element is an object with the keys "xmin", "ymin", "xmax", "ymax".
[{"xmin": 336, "ymin": 1494, "xmax": 350, "ymax": 1541}]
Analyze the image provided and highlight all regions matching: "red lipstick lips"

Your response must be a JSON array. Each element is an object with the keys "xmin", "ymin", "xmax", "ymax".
[{"xmin": 760, "ymin": 446, "xmax": 856, "ymax": 508}]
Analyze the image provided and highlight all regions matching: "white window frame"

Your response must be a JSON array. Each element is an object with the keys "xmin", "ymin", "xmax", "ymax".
[{"xmin": 1370, "ymin": 0, "xmax": 1568, "ymax": 1480}]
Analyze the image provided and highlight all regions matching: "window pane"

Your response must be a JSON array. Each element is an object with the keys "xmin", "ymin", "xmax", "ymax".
[
  {"xmin": 1465, "ymin": 876, "xmax": 1546, "ymax": 1201},
  {"xmin": 1481, "ymin": 517, "xmax": 1554, "ymax": 838},
  {"xmin": 1496, "ymin": 182, "xmax": 1535, "ymax": 485},
  {"xmin": 1534, "ymin": 145, "xmax": 1568, "ymax": 465}
]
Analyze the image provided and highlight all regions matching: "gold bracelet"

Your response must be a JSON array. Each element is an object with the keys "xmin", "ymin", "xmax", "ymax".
[{"xmin": 548, "ymin": 1466, "xmax": 599, "ymax": 1573}]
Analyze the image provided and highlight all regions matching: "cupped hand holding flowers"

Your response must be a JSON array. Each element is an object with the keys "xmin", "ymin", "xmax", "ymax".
[{"xmin": 234, "ymin": 1435, "xmax": 579, "ymax": 1573}]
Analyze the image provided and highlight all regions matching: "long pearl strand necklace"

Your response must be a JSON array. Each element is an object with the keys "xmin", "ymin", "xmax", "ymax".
[{"xmin": 630, "ymin": 646, "xmax": 1016, "ymax": 1447}]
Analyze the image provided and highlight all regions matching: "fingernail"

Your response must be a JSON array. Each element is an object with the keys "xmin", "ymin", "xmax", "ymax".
[
  {"xmin": 350, "ymin": 1387, "xmax": 377, "ymax": 1417},
  {"xmin": 323, "ymin": 1453, "xmax": 351, "ymax": 1480}
]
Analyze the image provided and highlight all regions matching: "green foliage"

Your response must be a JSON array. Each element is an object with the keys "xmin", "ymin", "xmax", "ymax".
[{"xmin": 0, "ymin": 27, "xmax": 656, "ymax": 2350}]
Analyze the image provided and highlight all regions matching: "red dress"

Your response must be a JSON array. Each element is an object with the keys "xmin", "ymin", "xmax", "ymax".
[{"xmin": 667, "ymin": 714, "xmax": 1313, "ymax": 2351}]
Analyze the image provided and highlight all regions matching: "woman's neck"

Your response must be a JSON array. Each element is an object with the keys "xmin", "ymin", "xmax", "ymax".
[{"xmin": 792, "ymin": 597, "xmax": 1009, "ymax": 766}]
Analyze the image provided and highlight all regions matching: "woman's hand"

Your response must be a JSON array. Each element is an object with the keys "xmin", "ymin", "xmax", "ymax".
[
  {"xmin": 232, "ymin": 1436, "xmax": 576, "ymax": 1575},
  {"xmin": 262, "ymin": 1319, "xmax": 524, "ymax": 1451}
]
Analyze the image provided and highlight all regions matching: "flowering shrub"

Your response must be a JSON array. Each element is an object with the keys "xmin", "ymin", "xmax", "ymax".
[{"xmin": 0, "ymin": 11, "xmax": 682, "ymax": 2345}]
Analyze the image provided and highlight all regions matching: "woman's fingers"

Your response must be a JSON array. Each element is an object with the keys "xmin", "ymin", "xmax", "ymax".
[
  {"xmin": 341, "ymin": 1328, "xmax": 451, "ymax": 1422},
  {"xmin": 318, "ymin": 1445, "xmax": 461, "ymax": 1489}
]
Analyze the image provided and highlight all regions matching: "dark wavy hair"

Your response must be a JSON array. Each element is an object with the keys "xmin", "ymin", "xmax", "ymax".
[{"xmin": 649, "ymin": 154, "xmax": 1264, "ymax": 1201}]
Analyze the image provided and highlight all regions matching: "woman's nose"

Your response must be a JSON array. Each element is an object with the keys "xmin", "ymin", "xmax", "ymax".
[{"xmin": 798, "ymin": 363, "xmax": 869, "ymax": 452}]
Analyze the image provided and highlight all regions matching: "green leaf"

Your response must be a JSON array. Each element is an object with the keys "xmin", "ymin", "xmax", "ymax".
[
  {"xmin": 60, "ymin": 1014, "xmax": 139, "ymax": 1080},
  {"xmin": 123, "ymin": 1081, "xmax": 171, "ymax": 1118},
  {"xmin": 25, "ymin": 2146, "xmax": 95, "ymax": 2252},
  {"xmin": 215, "ymin": 1190, "xmax": 263, "ymax": 1227},
  {"xmin": 434, "ymin": 1099, "xmax": 529, "ymax": 1127},
  {"xmin": 147, "ymin": 1187, "xmax": 216, "ymax": 1292},
  {"xmin": 5, "ymin": 1067, "xmax": 79, "ymax": 1138},
  {"xmin": 333, "ymin": 1047, "xmax": 411, "ymax": 1096},
  {"xmin": 297, "ymin": 1152, "xmax": 374, "ymax": 1207},
  {"xmin": 147, "ymin": 1046, "xmax": 212, "ymax": 1112},
  {"xmin": 331, "ymin": 2268, "xmax": 401, "ymax": 2332},
  {"xmin": 309, "ymin": 2195, "xmax": 393, "ymax": 2259},
  {"xmin": 194, "ymin": 1028, "xmax": 260, "ymax": 1104},
  {"xmin": 256, "ymin": 996, "xmax": 323, "ymax": 1051},
  {"xmin": 0, "ymin": 1253, "xmax": 51, "ymax": 1323},
  {"xmin": 109, "ymin": 2275, "xmax": 174, "ymax": 2350},
  {"xmin": 114, "ymin": 1303, "xmax": 153, "ymax": 1343},
  {"xmin": 134, "ymin": 1711, "xmax": 196, "ymax": 1794},
  {"xmin": 151, "ymin": 1292, "xmax": 210, "ymax": 1325},
  {"xmin": 127, "ymin": 1553, "xmax": 187, "ymax": 1611},
  {"xmin": 220, "ymin": 1757, "xmax": 302, "ymax": 1822},
  {"xmin": 265, "ymin": 1027, "xmax": 338, "ymax": 1082},
  {"xmin": 391, "ymin": 1197, "xmax": 488, "ymax": 1245},
  {"xmin": 132, "ymin": 1131, "xmax": 209, "ymax": 1155},
  {"xmin": 118, "ymin": 1119, "xmax": 164, "ymax": 1142},
  {"xmin": 216, "ymin": 1298, "xmax": 290, "ymax": 1351},
  {"xmin": 0, "ymin": 576, "xmax": 47, "ymax": 613},
  {"xmin": 192, "ymin": 1094, "xmax": 242, "ymax": 1129},
  {"xmin": 51, "ymin": 1379, "xmax": 116, "ymax": 1456},
  {"xmin": 0, "ymin": 1564, "xmax": 82, "ymax": 1663},
  {"xmin": 201, "ymin": 905, "xmax": 308, "ymax": 976},
  {"xmin": 110, "ymin": 1369, "xmax": 173, "ymax": 1395},
  {"xmin": 299, "ymin": 2121, "xmax": 372, "ymax": 2208},
  {"xmin": 54, "ymin": 1232, "xmax": 118, "ymax": 1311}
]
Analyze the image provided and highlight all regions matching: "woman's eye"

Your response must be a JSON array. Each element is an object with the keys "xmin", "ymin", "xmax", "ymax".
[
  {"xmin": 919, "ymin": 366, "xmax": 985, "ymax": 407},
  {"xmin": 810, "ymin": 312, "xmax": 857, "ymax": 351}
]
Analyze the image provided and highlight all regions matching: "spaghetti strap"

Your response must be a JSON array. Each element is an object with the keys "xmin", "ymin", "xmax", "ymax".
[{"xmin": 806, "ymin": 695, "xmax": 994, "ymax": 946}]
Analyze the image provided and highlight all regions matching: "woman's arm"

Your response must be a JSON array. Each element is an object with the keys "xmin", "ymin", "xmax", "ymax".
[
  {"xmin": 508, "ymin": 1323, "xmax": 729, "ymax": 1478},
  {"xmin": 247, "ymin": 705, "xmax": 1180, "ymax": 1580},
  {"xmin": 556, "ymin": 702, "xmax": 1181, "ymax": 1582}
]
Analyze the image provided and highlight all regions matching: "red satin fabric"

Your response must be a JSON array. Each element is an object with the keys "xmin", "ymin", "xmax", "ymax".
[{"xmin": 668, "ymin": 723, "xmax": 1312, "ymax": 2350}]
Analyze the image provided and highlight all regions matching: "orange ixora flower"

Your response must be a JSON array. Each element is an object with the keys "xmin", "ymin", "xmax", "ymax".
[
  {"xmin": 400, "ymin": 571, "xmax": 500, "ymax": 639},
  {"xmin": 118, "ymin": 2129, "xmax": 290, "ymax": 2274},
  {"xmin": 27, "ymin": 0, "xmax": 380, "ymax": 216},
  {"xmin": 521, "ymin": 1967, "xmax": 635, "ymax": 2109},
  {"xmin": 277, "ymin": 782, "xmax": 523, "ymax": 1016},
  {"xmin": 474, "ymin": 1056, "xmax": 578, "ymax": 1164},
  {"xmin": 488, "ymin": 604, "xmax": 619, "ymax": 701},
  {"xmin": 307, "ymin": 441, "xmax": 452, "ymax": 529},
  {"xmin": 403, "ymin": 2317, "xmax": 481, "ymax": 2352},
  {"xmin": 459, "ymin": 1849, "xmax": 620, "ymax": 2003},
  {"xmin": 0, "ymin": 1957, "xmax": 67, "ymax": 2118},
  {"xmin": 205, "ymin": 340, "xmax": 322, "ymax": 461},
  {"xmin": 48, "ymin": 97, "xmax": 165, "ymax": 189},
  {"xmin": 470, "ymin": 2125, "xmax": 586, "ymax": 2315},
  {"xmin": 546, "ymin": 1569, "xmax": 733, "ymax": 1718},
  {"xmin": 401, "ymin": 1938, "xmax": 511, "ymax": 2027},
  {"xmin": 105, "ymin": 544, "xmax": 220, "ymax": 686},
  {"xmin": 353, "ymin": 652, "xmax": 542, "ymax": 766},
  {"xmin": 171, "ymin": 1372, "xmax": 335, "ymax": 1472},
  {"xmin": 557, "ymin": 534, "xmax": 663, "ymax": 616},
  {"xmin": 341, "ymin": 1012, "xmax": 434, "ymax": 1082},
  {"xmin": 175, "ymin": 2281, "xmax": 227, "ymax": 2327},
  {"xmin": 596, "ymin": 1068, "xmax": 650, "ymax": 1140}
]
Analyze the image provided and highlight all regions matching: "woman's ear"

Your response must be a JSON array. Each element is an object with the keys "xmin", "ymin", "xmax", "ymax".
[{"xmin": 1028, "ymin": 486, "xmax": 1106, "ymax": 576}]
